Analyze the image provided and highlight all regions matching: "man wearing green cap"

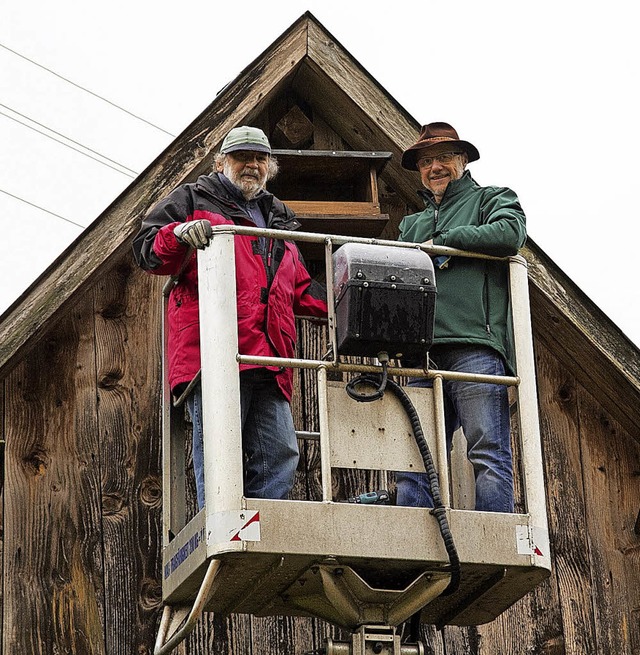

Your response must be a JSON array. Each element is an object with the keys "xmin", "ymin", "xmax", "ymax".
[{"xmin": 133, "ymin": 126, "xmax": 327, "ymax": 509}]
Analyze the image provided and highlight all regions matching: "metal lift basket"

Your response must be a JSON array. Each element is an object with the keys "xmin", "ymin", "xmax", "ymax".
[{"xmin": 155, "ymin": 227, "xmax": 551, "ymax": 655}]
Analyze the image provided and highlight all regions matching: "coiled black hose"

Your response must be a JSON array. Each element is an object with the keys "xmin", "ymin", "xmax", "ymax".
[
  {"xmin": 345, "ymin": 370, "xmax": 460, "ymax": 596},
  {"xmin": 345, "ymin": 362, "xmax": 389, "ymax": 402}
]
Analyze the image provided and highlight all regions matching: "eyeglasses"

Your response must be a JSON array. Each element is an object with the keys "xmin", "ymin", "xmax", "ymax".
[
  {"xmin": 416, "ymin": 152, "xmax": 462, "ymax": 169},
  {"xmin": 230, "ymin": 151, "xmax": 270, "ymax": 164}
]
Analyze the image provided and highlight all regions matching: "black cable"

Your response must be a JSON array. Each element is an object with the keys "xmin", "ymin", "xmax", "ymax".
[
  {"xmin": 0, "ymin": 42, "xmax": 175, "ymax": 136},
  {"xmin": 0, "ymin": 102, "xmax": 138, "ymax": 174},
  {"xmin": 0, "ymin": 188, "xmax": 85, "ymax": 228},
  {"xmin": 345, "ymin": 372, "xmax": 461, "ymax": 596},
  {"xmin": 0, "ymin": 108, "xmax": 136, "ymax": 177}
]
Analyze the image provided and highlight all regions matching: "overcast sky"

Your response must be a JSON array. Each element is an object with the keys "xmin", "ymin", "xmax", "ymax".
[{"xmin": 1, "ymin": 1, "xmax": 639, "ymax": 349}]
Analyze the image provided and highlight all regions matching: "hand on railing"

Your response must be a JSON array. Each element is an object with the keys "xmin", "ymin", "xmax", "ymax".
[{"xmin": 174, "ymin": 220, "xmax": 213, "ymax": 249}]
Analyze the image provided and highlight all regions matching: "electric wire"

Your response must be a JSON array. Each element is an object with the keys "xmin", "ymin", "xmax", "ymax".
[
  {"xmin": 0, "ymin": 102, "xmax": 138, "ymax": 175},
  {"xmin": 0, "ymin": 42, "xmax": 170, "ymax": 227},
  {"xmin": 0, "ymin": 188, "xmax": 85, "ymax": 229},
  {"xmin": 0, "ymin": 42, "xmax": 175, "ymax": 137},
  {"xmin": 0, "ymin": 108, "xmax": 136, "ymax": 178}
]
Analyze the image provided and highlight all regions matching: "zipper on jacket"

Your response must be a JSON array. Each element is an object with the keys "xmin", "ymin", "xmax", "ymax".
[
  {"xmin": 483, "ymin": 272, "xmax": 491, "ymax": 334},
  {"xmin": 265, "ymin": 239, "xmax": 275, "ymax": 291},
  {"xmin": 264, "ymin": 208, "xmax": 277, "ymax": 291}
]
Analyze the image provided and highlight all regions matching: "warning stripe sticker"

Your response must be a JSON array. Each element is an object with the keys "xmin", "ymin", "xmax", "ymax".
[
  {"xmin": 515, "ymin": 524, "xmax": 547, "ymax": 557},
  {"xmin": 207, "ymin": 510, "xmax": 261, "ymax": 544}
]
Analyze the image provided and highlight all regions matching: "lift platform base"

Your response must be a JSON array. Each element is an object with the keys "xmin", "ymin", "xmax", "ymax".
[
  {"xmin": 322, "ymin": 625, "xmax": 425, "ymax": 655},
  {"xmin": 161, "ymin": 500, "xmax": 550, "ymax": 630}
]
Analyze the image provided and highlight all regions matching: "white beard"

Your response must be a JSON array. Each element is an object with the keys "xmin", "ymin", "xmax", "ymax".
[{"xmin": 223, "ymin": 163, "xmax": 265, "ymax": 200}]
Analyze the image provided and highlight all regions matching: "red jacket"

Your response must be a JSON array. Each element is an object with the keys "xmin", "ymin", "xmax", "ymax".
[{"xmin": 133, "ymin": 174, "xmax": 327, "ymax": 401}]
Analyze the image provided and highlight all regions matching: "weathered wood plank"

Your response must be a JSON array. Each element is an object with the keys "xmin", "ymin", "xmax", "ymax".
[
  {"xmin": 293, "ymin": 317, "xmax": 328, "ymax": 503},
  {"xmin": 3, "ymin": 296, "xmax": 106, "ymax": 654},
  {"xmin": 250, "ymin": 614, "xmax": 316, "ymax": 654},
  {"xmin": 311, "ymin": 112, "xmax": 347, "ymax": 151},
  {"xmin": 378, "ymin": 181, "xmax": 414, "ymax": 242},
  {"xmin": 578, "ymin": 384, "xmax": 640, "ymax": 653},
  {"xmin": 185, "ymin": 612, "xmax": 252, "ymax": 654},
  {"xmin": 285, "ymin": 200, "xmax": 380, "ymax": 216},
  {"xmin": 533, "ymin": 340, "xmax": 597, "ymax": 654},
  {"xmin": 440, "ymin": 625, "xmax": 482, "ymax": 654},
  {"xmin": 94, "ymin": 257, "xmax": 164, "ymax": 654},
  {"xmin": 212, "ymin": 613, "xmax": 253, "ymax": 654},
  {"xmin": 275, "ymin": 104, "xmax": 314, "ymax": 148},
  {"xmin": 524, "ymin": 241, "xmax": 640, "ymax": 438}
]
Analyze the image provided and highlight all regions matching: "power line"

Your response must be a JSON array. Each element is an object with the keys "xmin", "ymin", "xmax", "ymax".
[
  {"xmin": 0, "ymin": 102, "xmax": 138, "ymax": 175},
  {"xmin": 0, "ymin": 41, "xmax": 176, "ymax": 137},
  {"xmin": 0, "ymin": 109, "xmax": 137, "ymax": 178},
  {"xmin": 0, "ymin": 188, "xmax": 85, "ymax": 229}
]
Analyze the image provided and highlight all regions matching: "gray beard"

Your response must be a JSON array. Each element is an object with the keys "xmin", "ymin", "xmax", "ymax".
[{"xmin": 224, "ymin": 165, "xmax": 265, "ymax": 200}]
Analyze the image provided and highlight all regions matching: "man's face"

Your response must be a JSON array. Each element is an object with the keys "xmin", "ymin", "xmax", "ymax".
[
  {"xmin": 416, "ymin": 146, "xmax": 467, "ymax": 200},
  {"xmin": 218, "ymin": 150, "xmax": 270, "ymax": 199}
]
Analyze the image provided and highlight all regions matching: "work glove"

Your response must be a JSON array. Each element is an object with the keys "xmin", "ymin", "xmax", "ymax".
[{"xmin": 173, "ymin": 220, "xmax": 213, "ymax": 249}]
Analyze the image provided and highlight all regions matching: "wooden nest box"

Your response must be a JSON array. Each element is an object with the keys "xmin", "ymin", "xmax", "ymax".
[{"xmin": 269, "ymin": 149, "xmax": 392, "ymax": 258}]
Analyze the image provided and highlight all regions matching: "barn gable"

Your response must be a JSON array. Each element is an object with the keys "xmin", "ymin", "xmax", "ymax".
[{"xmin": 1, "ymin": 13, "xmax": 638, "ymax": 436}]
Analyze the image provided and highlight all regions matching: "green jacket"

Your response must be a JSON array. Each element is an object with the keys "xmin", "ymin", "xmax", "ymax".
[{"xmin": 398, "ymin": 171, "xmax": 527, "ymax": 373}]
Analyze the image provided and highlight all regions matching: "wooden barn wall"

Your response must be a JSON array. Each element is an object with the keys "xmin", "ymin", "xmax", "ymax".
[
  {"xmin": 1, "ymin": 265, "xmax": 639, "ymax": 652},
  {"xmin": 1, "ymin": 257, "xmax": 164, "ymax": 654}
]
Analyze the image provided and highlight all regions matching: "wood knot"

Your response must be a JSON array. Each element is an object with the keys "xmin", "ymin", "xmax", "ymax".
[
  {"xmin": 102, "ymin": 492, "xmax": 126, "ymax": 516},
  {"xmin": 100, "ymin": 302, "xmax": 127, "ymax": 319},
  {"xmin": 139, "ymin": 577, "xmax": 163, "ymax": 611},
  {"xmin": 557, "ymin": 382, "xmax": 574, "ymax": 403},
  {"xmin": 116, "ymin": 262, "xmax": 132, "ymax": 278},
  {"xmin": 540, "ymin": 634, "xmax": 565, "ymax": 655},
  {"xmin": 23, "ymin": 449, "xmax": 49, "ymax": 477},
  {"xmin": 599, "ymin": 413, "xmax": 613, "ymax": 432},
  {"xmin": 99, "ymin": 370, "xmax": 124, "ymax": 389},
  {"xmin": 139, "ymin": 476, "xmax": 162, "ymax": 508}
]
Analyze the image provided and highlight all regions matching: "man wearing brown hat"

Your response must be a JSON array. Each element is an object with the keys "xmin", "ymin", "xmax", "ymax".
[{"xmin": 396, "ymin": 122, "xmax": 527, "ymax": 513}]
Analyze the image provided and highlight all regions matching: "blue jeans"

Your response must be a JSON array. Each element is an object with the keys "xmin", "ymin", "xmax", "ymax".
[
  {"xmin": 395, "ymin": 346, "xmax": 514, "ymax": 513},
  {"xmin": 186, "ymin": 370, "xmax": 299, "ymax": 509}
]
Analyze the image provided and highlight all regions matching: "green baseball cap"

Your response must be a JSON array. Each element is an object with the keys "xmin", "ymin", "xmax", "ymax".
[{"xmin": 220, "ymin": 126, "xmax": 271, "ymax": 154}]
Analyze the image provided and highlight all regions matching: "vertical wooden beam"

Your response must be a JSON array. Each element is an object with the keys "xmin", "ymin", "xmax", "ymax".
[
  {"xmin": 94, "ymin": 257, "xmax": 164, "ymax": 654},
  {"xmin": 530, "ymin": 342, "xmax": 596, "ymax": 654},
  {"xmin": 3, "ymin": 296, "xmax": 107, "ymax": 654},
  {"xmin": 578, "ymin": 385, "xmax": 640, "ymax": 651}
]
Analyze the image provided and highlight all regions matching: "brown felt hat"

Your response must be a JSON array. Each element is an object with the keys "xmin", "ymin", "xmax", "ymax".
[{"xmin": 401, "ymin": 122, "xmax": 480, "ymax": 170}]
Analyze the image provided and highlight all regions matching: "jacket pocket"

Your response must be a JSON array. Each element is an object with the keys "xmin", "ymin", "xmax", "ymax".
[{"xmin": 169, "ymin": 290, "xmax": 199, "ymax": 332}]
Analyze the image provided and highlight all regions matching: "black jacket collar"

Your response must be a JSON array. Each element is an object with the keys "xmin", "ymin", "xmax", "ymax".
[{"xmin": 195, "ymin": 173, "xmax": 300, "ymax": 231}]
